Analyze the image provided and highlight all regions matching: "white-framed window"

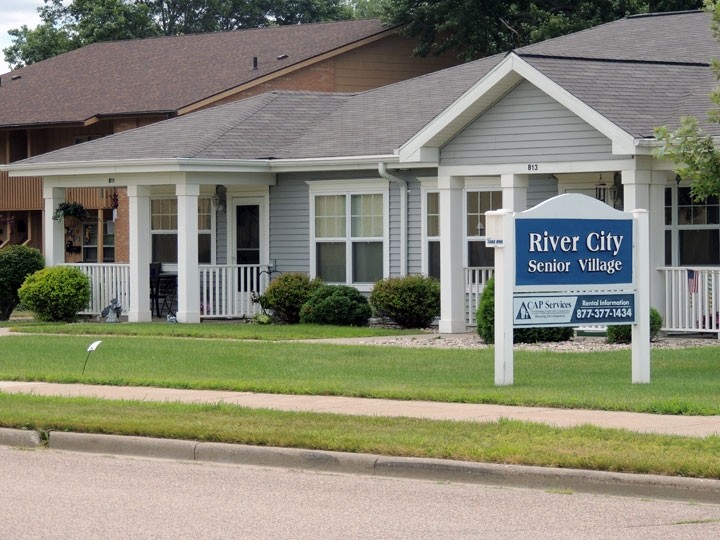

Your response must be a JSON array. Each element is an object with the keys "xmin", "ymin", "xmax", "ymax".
[
  {"xmin": 424, "ymin": 190, "xmax": 440, "ymax": 279},
  {"xmin": 309, "ymin": 181, "xmax": 389, "ymax": 288},
  {"xmin": 151, "ymin": 197, "xmax": 214, "ymax": 264},
  {"xmin": 466, "ymin": 190, "xmax": 501, "ymax": 268},
  {"xmin": 665, "ymin": 186, "xmax": 720, "ymax": 266}
]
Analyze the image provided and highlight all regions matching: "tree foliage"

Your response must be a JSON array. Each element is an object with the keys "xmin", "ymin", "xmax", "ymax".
[
  {"xmin": 381, "ymin": 0, "xmax": 703, "ymax": 61},
  {"xmin": 655, "ymin": 0, "xmax": 720, "ymax": 199}
]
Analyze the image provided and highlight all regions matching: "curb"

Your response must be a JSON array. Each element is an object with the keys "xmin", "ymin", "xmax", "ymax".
[
  {"xmin": 0, "ymin": 427, "xmax": 42, "ymax": 448},
  {"xmin": 3, "ymin": 428, "xmax": 720, "ymax": 503}
]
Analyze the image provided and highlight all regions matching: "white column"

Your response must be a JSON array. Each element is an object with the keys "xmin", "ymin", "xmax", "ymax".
[
  {"xmin": 492, "ymin": 210, "xmax": 515, "ymax": 386},
  {"xmin": 42, "ymin": 186, "xmax": 66, "ymax": 266},
  {"xmin": 127, "ymin": 185, "xmax": 152, "ymax": 322},
  {"xmin": 177, "ymin": 183, "xmax": 200, "ymax": 323},
  {"xmin": 649, "ymin": 171, "xmax": 667, "ymax": 317},
  {"xmin": 632, "ymin": 209, "xmax": 651, "ymax": 384},
  {"xmin": 438, "ymin": 175, "xmax": 466, "ymax": 333},
  {"xmin": 501, "ymin": 174, "xmax": 528, "ymax": 212},
  {"xmin": 622, "ymin": 162, "xmax": 666, "ymax": 316}
]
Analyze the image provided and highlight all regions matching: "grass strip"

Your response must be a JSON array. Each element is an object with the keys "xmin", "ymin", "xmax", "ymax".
[
  {"xmin": 6, "ymin": 322, "xmax": 418, "ymax": 340},
  {"xmin": 2, "ymin": 334, "xmax": 720, "ymax": 414},
  {"xmin": 2, "ymin": 393, "xmax": 720, "ymax": 479}
]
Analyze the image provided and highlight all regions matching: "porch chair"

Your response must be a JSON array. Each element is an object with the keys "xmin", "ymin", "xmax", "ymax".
[{"xmin": 149, "ymin": 262, "xmax": 176, "ymax": 318}]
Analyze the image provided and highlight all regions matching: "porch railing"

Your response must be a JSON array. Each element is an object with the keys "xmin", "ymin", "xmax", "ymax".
[
  {"xmin": 199, "ymin": 264, "xmax": 270, "ymax": 319},
  {"xmin": 465, "ymin": 267, "xmax": 495, "ymax": 326},
  {"xmin": 70, "ymin": 263, "xmax": 131, "ymax": 315},
  {"xmin": 662, "ymin": 267, "xmax": 720, "ymax": 335},
  {"xmin": 69, "ymin": 263, "xmax": 269, "ymax": 319}
]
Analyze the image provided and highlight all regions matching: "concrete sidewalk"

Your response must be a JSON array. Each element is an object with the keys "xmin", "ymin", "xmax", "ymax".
[{"xmin": 2, "ymin": 380, "xmax": 720, "ymax": 437}]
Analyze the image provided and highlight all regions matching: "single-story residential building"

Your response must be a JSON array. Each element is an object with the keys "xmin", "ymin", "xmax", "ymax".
[{"xmin": 4, "ymin": 10, "xmax": 719, "ymax": 335}]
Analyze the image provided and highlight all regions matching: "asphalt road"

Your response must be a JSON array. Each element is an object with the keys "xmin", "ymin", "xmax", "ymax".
[{"xmin": 2, "ymin": 446, "xmax": 720, "ymax": 540}]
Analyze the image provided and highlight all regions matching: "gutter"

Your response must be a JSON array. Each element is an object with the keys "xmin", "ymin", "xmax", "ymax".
[{"xmin": 378, "ymin": 162, "xmax": 408, "ymax": 276}]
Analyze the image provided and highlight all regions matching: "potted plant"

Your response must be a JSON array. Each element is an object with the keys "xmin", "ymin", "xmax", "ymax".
[{"xmin": 52, "ymin": 202, "xmax": 88, "ymax": 222}]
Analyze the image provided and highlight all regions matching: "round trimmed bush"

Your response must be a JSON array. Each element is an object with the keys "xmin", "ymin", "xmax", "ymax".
[
  {"xmin": 607, "ymin": 307, "xmax": 663, "ymax": 344},
  {"xmin": 300, "ymin": 285, "xmax": 371, "ymax": 326},
  {"xmin": 476, "ymin": 277, "xmax": 573, "ymax": 344},
  {"xmin": 18, "ymin": 266, "xmax": 91, "ymax": 322},
  {"xmin": 259, "ymin": 273, "xmax": 322, "ymax": 324},
  {"xmin": 0, "ymin": 245, "xmax": 45, "ymax": 321},
  {"xmin": 369, "ymin": 275, "xmax": 440, "ymax": 329}
]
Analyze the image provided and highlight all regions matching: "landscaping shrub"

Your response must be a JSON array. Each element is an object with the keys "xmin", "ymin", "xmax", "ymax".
[
  {"xmin": 299, "ymin": 285, "xmax": 371, "ymax": 326},
  {"xmin": 369, "ymin": 275, "xmax": 440, "ymax": 329},
  {"xmin": 606, "ymin": 307, "xmax": 663, "ymax": 344},
  {"xmin": 476, "ymin": 277, "xmax": 573, "ymax": 344},
  {"xmin": 258, "ymin": 273, "xmax": 322, "ymax": 323},
  {"xmin": 0, "ymin": 245, "xmax": 45, "ymax": 321},
  {"xmin": 18, "ymin": 266, "xmax": 90, "ymax": 322}
]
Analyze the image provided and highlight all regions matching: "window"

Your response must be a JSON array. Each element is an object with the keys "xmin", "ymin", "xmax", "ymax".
[
  {"xmin": 311, "ymin": 184, "xmax": 387, "ymax": 286},
  {"xmin": 665, "ymin": 186, "xmax": 720, "ymax": 266},
  {"xmin": 151, "ymin": 198, "xmax": 213, "ymax": 264},
  {"xmin": 426, "ymin": 192, "xmax": 440, "ymax": 279},
  {"xmin": 466, "ymin": 191, "xmax": 501, "ymax": 268}
]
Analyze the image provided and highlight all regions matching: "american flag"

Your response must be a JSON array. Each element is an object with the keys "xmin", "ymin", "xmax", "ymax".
[{"xmin": 687, "ymin": 269, "xmax": 699, "ymax": 294}]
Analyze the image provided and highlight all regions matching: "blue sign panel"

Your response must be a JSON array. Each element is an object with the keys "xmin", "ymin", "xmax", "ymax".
[{"xmin": 515, "ymin": 218, "xmax": 633, "ymax": 286}]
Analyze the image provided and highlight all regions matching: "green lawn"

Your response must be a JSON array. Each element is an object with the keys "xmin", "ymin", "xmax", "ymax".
[
  {"xmin": 1, "ymin": 331, "xmax": 719, "ymax": 414},
  {"xmin": 5, "ymin": 321, "xmax": 419, "ymax": 339}
]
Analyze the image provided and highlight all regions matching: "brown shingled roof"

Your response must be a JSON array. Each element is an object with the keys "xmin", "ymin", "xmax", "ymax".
[{"xmin": 0, "ymin": 18, "xmax": 394, "ymax": 128}]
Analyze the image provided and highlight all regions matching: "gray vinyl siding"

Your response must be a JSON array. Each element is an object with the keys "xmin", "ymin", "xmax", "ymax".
[
  {"xmin": 528, "ymin": 174, "xmax": 559, "ymax": 209},
  {"xmin": 389, "ymin": 183, "xmax": 400, "ymax": 276},
  {"xmin": 406, "ymin": 177, "xmax": 422, "ymax": 275},
  {"xmin": 215, "ymin": 209, "xmax": 228, "ymax": 264},
  {"xmin": 441, "ymin": 80, "xmax": 614, "ymax": 165},
  {"xmin": 269, "ymin": 173, "xmax": 311, "ymax": 274}
]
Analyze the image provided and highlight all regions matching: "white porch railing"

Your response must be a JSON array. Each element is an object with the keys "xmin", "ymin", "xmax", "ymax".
[
  {"xmin": 199, "ymin": 264, "xmax": 270, "ymax": 319},
  {"xmin": 465, "ymin": 267, "xmax": 495, "ymax": 325},
  {"xmin": 69, "ymin": 263, "xmax": 269, "ymax": 319},
  {"xmin": 662, "ymin": 267, "xmax": 720, "ymax": 335},
  {"xmin": 69, "ymin": 263, "xmax": 131, "ymax": 315}
]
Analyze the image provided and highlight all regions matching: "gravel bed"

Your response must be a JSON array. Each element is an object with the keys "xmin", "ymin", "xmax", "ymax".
[{"xmin": 320, "ymin": 332, "xmax": 720, "ymax": 352}]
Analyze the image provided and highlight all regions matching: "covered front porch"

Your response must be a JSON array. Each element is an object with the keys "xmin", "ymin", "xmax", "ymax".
[{"xmin": 41, "ymin": 163, "xmax": 276, "ymax": 323}]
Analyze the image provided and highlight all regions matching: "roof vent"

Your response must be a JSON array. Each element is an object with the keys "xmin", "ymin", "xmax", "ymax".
[
  {"xmin": 276, "ymin": 54, "xmax": 288, "ymax": 60},
  {"xmin": 11, "ymin": 75, "xmax": 21, "ymax": 80},
  {"xmin": 252, "ymin": 57, "xmax": 258, "ymax": 70}
]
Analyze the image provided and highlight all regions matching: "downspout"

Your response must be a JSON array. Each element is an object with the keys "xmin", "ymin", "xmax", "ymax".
[{"xmin": 378, "ymin": 162, "xmax": 407, "ymax": 276}]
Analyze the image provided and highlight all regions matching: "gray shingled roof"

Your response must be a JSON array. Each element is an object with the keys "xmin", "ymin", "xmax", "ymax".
[
  {"xmin": 517, "ymin": 10, "xmax": 715, "ymax": 64},
  {"xmin": 522, "ymin": 57, "xmax": 718, "ymax": 137},
  {"xmin": 19, "ymin": 92, "xmax": 354, "ymax": 163},
  {"xmin": 0, "ymin": 19, "xmax": 391, "ymax": 128},
  {"xmin": 13, "ymin": 10, "xmax": 720, "ymax": 166}
]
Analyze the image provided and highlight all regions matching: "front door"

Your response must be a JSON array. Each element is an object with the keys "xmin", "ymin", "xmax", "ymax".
[{"xmin": 234, "ymin": 198, "xmax": 265, "ymax": 313}]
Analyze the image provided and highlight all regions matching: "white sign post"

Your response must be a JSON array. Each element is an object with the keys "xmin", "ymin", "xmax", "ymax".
[{"xmin": 487, "ymin": 194, "xmax": 650, "ymax": 386}]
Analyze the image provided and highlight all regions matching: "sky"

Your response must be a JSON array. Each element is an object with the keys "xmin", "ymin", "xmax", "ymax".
[{"xmin": 0, "ymin": 0, "xmax": 44, "ymax": 73}]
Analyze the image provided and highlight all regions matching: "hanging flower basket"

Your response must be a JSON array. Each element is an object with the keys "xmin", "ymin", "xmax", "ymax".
[{"xmin": 52, "ymin": 202, "xmax": 88, "ymax": 222}]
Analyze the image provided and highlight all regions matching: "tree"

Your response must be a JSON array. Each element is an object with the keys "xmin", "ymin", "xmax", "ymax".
[
  {"xmin": 0, "ymin": 245, "xmax": 45, "ymax": 321},
  {"xmin": 3, "ymin": 0, "xmax": 158, "ymax": 69},
  {"xmin": 381, "ymin": 0, "xmax": 704, "ymax": 61},
  {"xmin": 655, "ymin": 1, "xmax": 720, "ymax": 199},
  {"xmin": 3, "ymin": 23, "xmax": 77, "ymax": 69},
  {"xmin": 341, "ymin": 0, "xmax": 385, "ymax": 18}
]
